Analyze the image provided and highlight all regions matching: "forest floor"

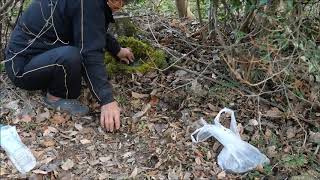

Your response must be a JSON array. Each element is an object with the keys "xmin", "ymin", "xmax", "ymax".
[{"xmin": 0, "ymin": 15, "xmax": 319, "ymax": 179}]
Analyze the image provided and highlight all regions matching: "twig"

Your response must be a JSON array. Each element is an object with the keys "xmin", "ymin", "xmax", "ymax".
[
  {"xmin": 0, "ymin": 0, "xmax": 16, "ymax": 14},
  {"xmin": 169, "ymin": 56, "xmax": 214, "ymax": 92},
  {"xmin": 172, "ymin": 64, "xmax": 286, "ymax": 112},
  {"xmin": 283, "ymin": 84, "xmax": 308, "ymax": 148},
  {"xmin": 0, "ymin": 75, "xmax": 33, "ymax": 109},
  {"xmin": 315, "ymin": 145, "xmax": 319, "ymax": 155}
]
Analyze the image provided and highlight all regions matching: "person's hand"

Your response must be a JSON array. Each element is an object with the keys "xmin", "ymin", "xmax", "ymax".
[
  {"xmin": 100, "ymin": 101, "xmax": 120, "ymax": 132},
  {"xmin": 117, "ymin": 47, "xmax": 134, "ymax": 64}
]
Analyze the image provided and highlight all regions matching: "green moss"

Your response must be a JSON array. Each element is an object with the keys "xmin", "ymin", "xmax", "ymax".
[{"xmin": 105, "ymin": 36, "xmax": 167, "ymax": 75}]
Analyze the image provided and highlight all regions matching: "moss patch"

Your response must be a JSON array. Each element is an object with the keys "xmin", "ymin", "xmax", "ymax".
[{"xmin": 105, "ymin": 36, "xmax": 167, "ymax": 75}]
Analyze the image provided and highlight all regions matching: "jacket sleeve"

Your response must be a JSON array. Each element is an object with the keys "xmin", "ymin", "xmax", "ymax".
[
  {"xmin": 70, "ymin": 0, "xmax": 114, "ymax": 105},
  {"xmin": 105, "ymin": 33, "xmax": 121, "ymax": 57}
]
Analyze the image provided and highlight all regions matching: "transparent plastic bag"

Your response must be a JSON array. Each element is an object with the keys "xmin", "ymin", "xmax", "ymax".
[{"xmin": 191, "ymin": 108, "xmax": 270, "ymax": 173}]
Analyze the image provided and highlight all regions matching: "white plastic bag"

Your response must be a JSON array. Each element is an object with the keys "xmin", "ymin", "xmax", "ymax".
[{"xmin": 191, "ymin": 108, "xmax": 270, "ymax": 173}]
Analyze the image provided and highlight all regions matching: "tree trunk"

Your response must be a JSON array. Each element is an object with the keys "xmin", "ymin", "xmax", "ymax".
[
  {"xmin": 175, "ymin": 0, "xmax": 193, "ymax": 18},
  {"xmin": 0, "ymin": 0, "xmax": 4, "ymax": 61},
  {"xmin": 208, "ymin": 0, "xmax": 218, "ymax": 34},
  {"xmin": 196, "ymin": 0, "xmax": 202, "ymax": 25}
]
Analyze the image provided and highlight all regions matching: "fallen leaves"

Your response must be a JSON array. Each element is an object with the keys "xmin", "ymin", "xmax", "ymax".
[
  {"xmin": 249, "ymin": 119, "xmax": 259, "ymax": 126},
  {"xmin": 42, "ymin": 138, "xmax": 56, "ymax": 147},
  {"xmin": 99, "ymin": 155, "xmax": 113, "ymax": 163},
  {"xmin": 309, "ymin": 131, "xmax": 320, "ymax": 144},
  {"xmin": 13, "ymin": 114, "xmax": 32, "ymax": 124},
  {"xmin": 3, "ymin": 100, "xmax": 19, "ymax": 110},
  {"xmin": 32, "ymin": 169, "xmax": 48, "ymax": 175},
  {"xmin": 80, "ymin": 139, "xmax": 91, "ymax": 145},
  {"xmin": 131, "ymin": 92, "xmax": 149, "ymax": 99},
  {"xmin": 132, "ymin": 103, "xmax": 151, "ymax": 120},
  {"xmin": 36, "ymin": 110, "xmax": 50, "ymax": 122},
  {"xmin": 74, "ymin": 123, "xmax": 83, "ymax": 131},
  {"xmin": 0, "ymin": 167, "xmax": 8, "ymax": 176},
  {"xmin": 267, "ymin": 146, "xmax": 278, "ymax": 158},
  {"xmin": 286, "ymin": 128, "xmax": 296, "ymax": 139},
  {"xmin": 264, "ymin": 107, "xmax": 283, "ymax": 118},
  {"xmin": 217, "ymin": 171, "xmax": 226, "ymax": 179},
  {"xmin": 0, "ymin": 12, "xmax": 319, "ymax": 180},
  {"xmin": 43, "ymin": 126, "xmax": 58, "ymax": 137},
  {"xmin": 122, "ymin": 151, "xmax": 135, "ymax": 159},
  {"xmin": 61, "ymin": 159, "xmax": 74, "ymax": 171},
  {"xmin": 51, "ymin": 114, "xmax": 66, "ymax": 124},
  {"xmin": 195, "ymin": 157, "xmax": 202, "ymax": 165},
  {"xmin": 129, "ymin": 167, "xmax": 138, "ymax": 178}
]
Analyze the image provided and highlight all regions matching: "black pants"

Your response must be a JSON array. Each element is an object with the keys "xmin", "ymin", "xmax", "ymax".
[{"xmin": 5, "ymin": 46, "xmax": 82, "ymax": 99}]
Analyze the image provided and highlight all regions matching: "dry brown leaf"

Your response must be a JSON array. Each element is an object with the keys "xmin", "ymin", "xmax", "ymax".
[
  {"xmin": 283, "ymin": 145, "xmax": 292, "ymax": 153},
  {"xmin": 132, "ymin": 92, "xmax": 149, "ymax": 99},
  {"xmin": 122, "ymin": 151, "xmax": 135, "ymax": 159},
  {"xmin": 99, "ymin": 155, "xmax": 113, "ymax": 163},
  {"xmin": 61, "ymin": 159, "xmax": 74, "ymax": 171},
  {"xmin": 13, "ymin": 114, "xmax": 32, "ymax": 124},
  {"xmin": 33, "ymin": 169, "xmax": 48, "ymax": 175},
  {"xmin": 129, "ymin": 167, "xmax": 138, "ymax": 178},
  {"xmin": 264, "ymin": 107, "xmax": 282, "ymax": 118},
  {"xmin": 80, "ymin": 139, "xmax": 91, "ymax": 145},
  {"xmin": 132, "ymin": 104, "xmax": 151, "ymax": 120},
  {"xmin": 217, "ymin": 171, "xmax": 226, "ymax": 179},
  {"xmin": 183, "ymin": 172, "xmax": 192, "ymax": 179},
  {"xmin": 286, "ymin": 128, "xmax": 296, "ymax": 139},
  {"xmin": 267, "ymin": 146, "xmax": 277, "ymax": 157},
  {"xmin": 149, "ymin": 96, "xmax": 159, "ymax": 107},
  {"xmin": 51, "ymin": 114, "xmax": 66, "ymax": 124},
  {"xmin": 168, "ymin": 168, "xmax": 179, "ymax": 180},
  {"xmin": 59, "ymin": 172, "xmax": 74, "ymax": 180},
  {"xmin": 43, "ymin": 126, "xmax": 58, "ymax": 137},
  {"xmin": 256, "ymin": 164, "xmax": 264, "ymax": 173},
  {"xmin": 99, "ymin": 173, "xmax": 109, "ymax": 180},
  {"xmin": 40, "ymin": 157, "xmax": 55, "ymax": 165},
  {"xmin": 249, "ymin": 119, "xmax": 259, "ymax": 126},
  {"xmin": 265, "ymin": 129, "xmax": 273, "ymax": 138},
  {"xmin": 36, "ymin": 111, "xmax": 50, "ymax": 122},
  {"xmin": 195, "ymin": 157, "xmax": 201, "ymax": 165},
  {"xmin": 4, "ymin": 100, "xmax": 19, "ymax": 110},
  {"xmin": 207, "ymin": 103, "xmax": 217, "ymax": 111},
  {"xmin": 21, "ymin": 114, "xmax": 32, "ymax": 123},
  {"xmin": 0, "ymin": 167, "xmax": 8, "ymax": 176},
  {"xmin": 207, "ymin": 151, "xmax": 212, "ymax": 160},
  {"xmin": 75, "ymin": 123, "xmax": 83, "ymax": 131},
  {"xmin": 42, "ymin": 138, "xmax": 56, "ymax": 147},
  {"xmin": 309, "ymin": 131, "xmax": 320, "ymax": 144}
]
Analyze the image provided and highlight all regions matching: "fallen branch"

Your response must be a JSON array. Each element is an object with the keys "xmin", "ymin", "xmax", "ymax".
[{"xmin": 172, "ymin": 64, "xmax": 286, "ymax": 112}]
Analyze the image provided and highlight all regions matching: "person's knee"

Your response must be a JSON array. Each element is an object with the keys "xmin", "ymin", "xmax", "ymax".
[{"xmin": 58, "ymin": 46, "xmax": 82, "ymax": 66}]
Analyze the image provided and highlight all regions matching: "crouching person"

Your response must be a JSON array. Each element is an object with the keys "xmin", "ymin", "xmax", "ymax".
[{"xmin": 4, "ymin": 0, "xmax": 134, "ymax": 132}]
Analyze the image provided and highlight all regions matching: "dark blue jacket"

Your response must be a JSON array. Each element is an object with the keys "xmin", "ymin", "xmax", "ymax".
[{"xmin": 6, "ymin": 0, "xmax": 120, "ymax": 105}]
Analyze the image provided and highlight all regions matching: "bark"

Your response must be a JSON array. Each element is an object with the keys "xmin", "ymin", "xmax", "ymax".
[
  {"xmin": 208, "ymin": 0, "xmax": 218, "ymax": 34},
  {"xmin": 196, "ymin": 0, "xmax": 202, "ymax": 25},
  {"xmin": 175, "ymin": 0, "xmax": 193, "ymax": 18}
]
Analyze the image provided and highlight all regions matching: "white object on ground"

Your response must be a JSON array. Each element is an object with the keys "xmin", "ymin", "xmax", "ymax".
[
  {"xmin": 191, "ymin": 108, "xmax": 270, "ymax": 173},
  {"xmin": 0, "ymin": 125, "xmax": 36, "ymax": 174}
]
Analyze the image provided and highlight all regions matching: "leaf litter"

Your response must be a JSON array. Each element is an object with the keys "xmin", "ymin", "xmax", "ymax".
[{"xmin": 0, "ymin": 15, "xmax": 319, "ymax": 179}]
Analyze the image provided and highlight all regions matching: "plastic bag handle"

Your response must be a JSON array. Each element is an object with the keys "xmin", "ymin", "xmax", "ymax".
[{"xmin": 213, "ymin": 108, "xmax": 240, "ymax": 137}]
